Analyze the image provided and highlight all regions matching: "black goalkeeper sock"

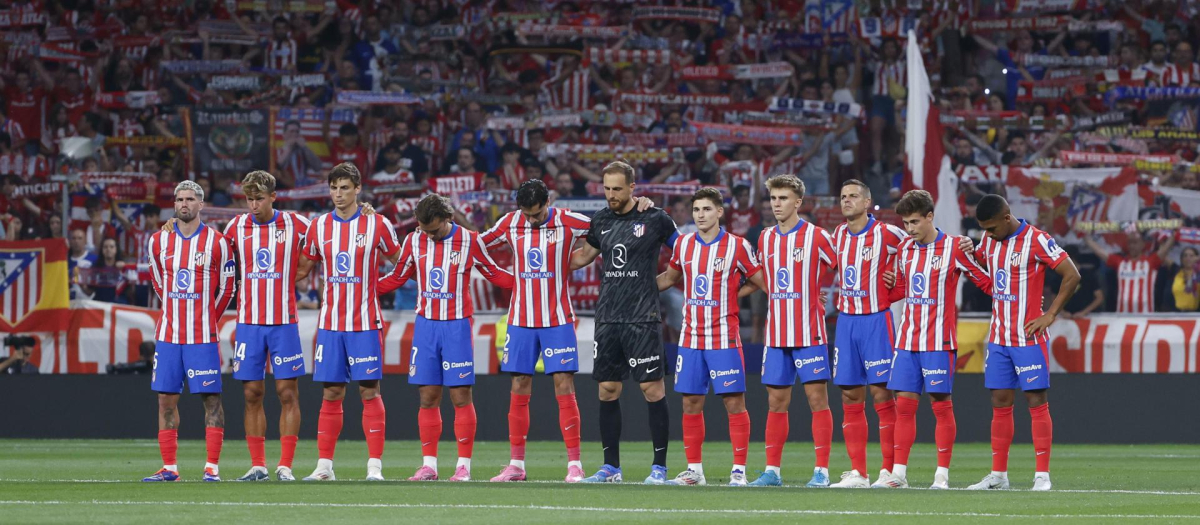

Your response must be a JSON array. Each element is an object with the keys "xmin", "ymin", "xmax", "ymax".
[
  {"xmin": 648, "ymin": 398, "xmax": 670, "ymax": 467},
  {"xmin": 599, "ymin": 399, "xmax": 622, "ymax": 468}
]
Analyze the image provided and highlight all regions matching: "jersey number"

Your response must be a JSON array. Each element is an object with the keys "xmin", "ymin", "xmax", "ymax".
[
  {"xmin": 235, "ymin": 342, "xmax": 246, "ymax": 361},
  {"xmin": 315, "ymin": 344, "xmax": 324, "ymax": 363},
  {"xmin": 410, "ymin": 346, "xmax": 418, "ymax": 366}
]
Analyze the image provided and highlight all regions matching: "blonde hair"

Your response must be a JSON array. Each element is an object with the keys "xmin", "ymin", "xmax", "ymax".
[
  {"xmin": 765, "ymin": 174, "xmax": 805, "ymax": 199},
  {"xmin": 241, "ymin": 170, "xmax": 277, "ymax": 196},
  {"xmin": 174, "ymin": 180, "xmax": 205, "ymax": 201}
]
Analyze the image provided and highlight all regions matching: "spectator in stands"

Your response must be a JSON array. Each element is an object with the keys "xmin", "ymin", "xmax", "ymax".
[
  {"xmin": 296, "ymin": 277, "xmax": 320, "ymax": 310},
  {"xmin": 84, "ymin": 237, "xmax": 129, "ymax": 304},
  {"xmin": 277, "ymin": 120, "xmax": 322, "ymax": 188},
  {"xmin": 384, "ymin": 120, "xmax": 429, "ymax": 181},
  {"xmin": 1160, "ymin": 247, "xmax": 1200, "ymax": 312},
  {"xmin": 1084, "ymin": 232, "xmax": 1177, "ymax": 313}
]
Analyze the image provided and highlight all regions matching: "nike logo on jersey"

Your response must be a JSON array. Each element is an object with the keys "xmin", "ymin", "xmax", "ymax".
[
  {"xmin": 601, "ymin": 229, "xmax": 612, "ymax": 235},
  {"xmin": 365, "ymin": 368, "xmax": 379, "ymax": 374},
  {"xmin": 369, "ymin": 429, "xmax": 381, "ymax": 433},
  {"xmin": 202, "ymin": 380, "xmax": 216, "ymax": 387},
  {"xmin": 646, "ymin": 367, "xmax": 659, "ymax": 374}
]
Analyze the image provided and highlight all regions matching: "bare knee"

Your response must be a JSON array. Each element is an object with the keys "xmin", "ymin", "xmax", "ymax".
[
  {"xmin": 870, "ymin": 384, "xmax": 894, "ymax": 405},
  {"xmin": 243, "ymin": 382, "xmax": 265, "ymax": 405},
  {"xmin": 640, "ymin": 379, "xmax": 665, "ymax": 402},
  {"xmin": 598, "ymin": 381, "xmax": 622, "ymax": 401},
  {"xmin": 840, "ymin": 385, "xmax": 865, "ymax": 405},
  {"xmin": 722, "ymin": 393, "xmax": 746, "ymax": 414},
  {"xmin": 681, "ymin": 394, "xmax": 705, "ymax": 414},
  {"xmin": 419, "ymin": 386, "xmax": 443, "ymax": 409},
  {"xmin": 358, "ymin": 380, "xmax": 379, "ymax": 400},
  {"xmin": 805, "ymin": 382, "xmax": 829, "ymax": 412},
  {"xmin": 322, "ymin": 383, "xmax": 346, "ymax": 402},
  {"xmin": 511, "ymin": 374, "xmax": 533, "ymax": 395},
  {"xmin": 552, "ymin": 372, "xmax": 576, "ymax": 396},
  {"xmin": 991, "ymin": 389, "xmax": 1015, "ymax": 408},
  {"xmin": 449, "ymin": 386, "xmax": 473, "ymax": 408},
  {"xmin": 766, "ymin": 386, "xmax": 792, "ymax": 412},
  {"xmin": 275, "ymin": 379, "xmax": 298, "ymax": 406}
]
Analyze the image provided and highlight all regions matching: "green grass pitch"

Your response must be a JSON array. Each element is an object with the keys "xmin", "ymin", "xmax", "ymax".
[{"xmin": 1, "ymin": 440, "xmax": 1198, "ymax": 523}]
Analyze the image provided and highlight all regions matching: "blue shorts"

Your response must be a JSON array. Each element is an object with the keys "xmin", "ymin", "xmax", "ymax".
[
  {"xmin": 502, "ymin": 323, "xmax": 580, "ymax": 375},
  {"xmin": 888, "ymin": 350, "xmax": 956, "ymax": 395},
  {"xmin": 409, "ymin": 316, "xmax": 474, "ymax": 387},
  {"xmin": 762, "ymin": 345, "xmax": 832, "ymax": 386},
  {"xmin": 984, "ymin": 342, "xmax": 1050, "ymax": 391},
  {"xmin": 833, "ymin": 310, "xmax": 896, "ymax": 386},
  {"xmin": 151, "ymin": 341, "xmax": 222, "ymax": 394},
  {"xmin": 312, "ymin": 329, "xmax": 383, "ymax": 383},
  {"xmin": 870, "ymin": 94, "xmax": 895, "ymax": 125},
  {"xmin": 674, "ymin": 346, "xmax": 747, "ymax": 395},
  {"xmin": 232, "ymin": 323, "xmax": 305, "ymax": 381}
]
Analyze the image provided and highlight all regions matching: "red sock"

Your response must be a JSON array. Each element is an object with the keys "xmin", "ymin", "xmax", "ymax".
[
  {"xmin": 278, "ymin": 435, "xmax": 298, "ymax": 468},
  {"xmin": 418, "ymin": 407, "xmax": 442, "ymax": 458},
  {"xmin": 765, "ymin": 411, "xmax": 789, "ymax": 467},
  {"xmin": 556, "ymin": 394, "xmax": 581, "ymax": 461},
  {"xmin": 682, "ymin": 413, "xmax": 705, "ymax": 464},
  {"xmin": 728, "ymin": 410, "xmax": 750, "ymax": 466},
  {"xmin": 455, "ymin": 404, "xmax": 477, "ymax": 459},
  {"xmin": 842, "ymin": 402, "xmax": 868, "ymax": 475},
  {"xmin": 158, "ymin": 429, "xmax": 178, "ymax": 467},
  {"xmin": 205, "ymin": 427, "xmax": 224, "ymax": 465},
  {"xmin": 508, "ymin": 393, "xmax": 531, "ymax": 461},
  {"xmin": 362, "ymin": 396, "xmax": 386, "ymax": 459},
  {"xmin": 893, "ymin": 397, "xmax": 919, "ymax": 467},
  {"xmin": 317, "ymin": 399, "xmax": 344, "ymax": 461},
  {"xmin": 932, "ymin": 400, "xmax": 956, "ymax": 468},
  {"xmin": 875, "ymin": 400, "xmax": 897, "ymax": 471},
  {"xmin": 991, "ymin": 406, "xmax": 1014, "ymax": 472},
  {"xmin": 246, "ymin": 435, "xmax": 266, "ymax": 467},
  {"xmin": 1030, "ymin": 404, "xmax": 1052, "ymax": 472},
  {"xmin": 812, "ymin": 409, "xmax": 833, "ymax": 469}
]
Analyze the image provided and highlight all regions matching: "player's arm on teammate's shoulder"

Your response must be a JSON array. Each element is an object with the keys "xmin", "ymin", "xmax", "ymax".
[
  {"xmin": 472, "ymin": 234, "xmax": 514, "ymax": 289},
  {"xmin": 955, "ymin": 242, "xmax": 993, "ymax": 295},
  {"xmin": 1024, "ymin": 252, "xmax": 1081, "ymax": 338},
  {"xmin": 147, "ymin": 234, "xmax": 165, "ymax": 300},
  {"xmin": 161, "ymin": 217, "xmax": 176, "ymax": 232},
  {"xmin": 213, "ymin": 236, "xmax": 237, "ymax": 314},
  {"xmin": 296, "ymin": 220, "xmax": 322, "ymax": 281},
  {"xmin": 378, "ymin": 233, "xmax": 416, "ymax": 294},
  {"xmin": 635, "ymin": 196, "xmax": 654, "ymax": 212},
  {"xmin": 570, "ymin": 243, "xmax": 601, "ymax": 271}
]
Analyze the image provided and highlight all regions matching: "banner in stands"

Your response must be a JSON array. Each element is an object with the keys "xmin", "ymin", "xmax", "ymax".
[
  {"xmin": 191, "ymin": 108, "xmax": 271, "ymax": 175},
  {"xmin": 9, "ymin": 302, "xmax": 1200, "ymax": 375}
]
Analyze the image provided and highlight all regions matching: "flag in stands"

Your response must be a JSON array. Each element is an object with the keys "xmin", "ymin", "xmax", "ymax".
[{"xmin": 0, "ymin": 240, "xmax": 70, "ymax": 332}]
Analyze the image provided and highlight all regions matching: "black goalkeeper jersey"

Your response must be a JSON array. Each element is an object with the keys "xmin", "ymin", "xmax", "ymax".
[{"xmin": 587, "ymin": 205, "xmax": 678, "ymax": 324}]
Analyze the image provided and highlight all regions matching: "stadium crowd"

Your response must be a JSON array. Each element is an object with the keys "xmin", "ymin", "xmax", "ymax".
[{"xmin": 0, "ymin": 0, "xmax": 1197, "ymax": 321}]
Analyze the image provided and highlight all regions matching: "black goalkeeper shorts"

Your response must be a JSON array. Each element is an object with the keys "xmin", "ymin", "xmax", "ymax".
[{"xmin": 592, "ymin": 322, "xmax": 665, "ymax": 383}]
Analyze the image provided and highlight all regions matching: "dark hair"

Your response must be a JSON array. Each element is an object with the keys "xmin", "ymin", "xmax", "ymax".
[
  {"xmin": 690, "ymin": 187, "xmax": 724, "ymax": 209},
  {"xmin": 601, "ymin": 161, "xmax": 636, "ymax": 184},
  {"xmin": 327, "ymin": 162, "xmax": 361, "ymax": 187},
  {"xmin": 975, "ymin": 194, "xmax": 1010, "ymax": 222},
  {"xmin": 516, "ymin": 179, "xmax": 550, "ymax": 208},
  {"xmin": 415, "ymin": 194, "xmax": 454, "ymax": 224},
  {"xmin": 895, "ymin": 190, "xmax": 935, "ymax": 216},
  {"xmin": 841, "ymin": 178, "xmax": 871, "ymax": 199},
  {"xmin": 144, "ymin": 204, "xmax": 161, "ymax": 217},
  {"xmin": 273, "ymin": 15, "xmax": 289, "ymax": 26},
  {"xmin": 338, "ymin": 123, "xmax": 358, "ymax": 136}
]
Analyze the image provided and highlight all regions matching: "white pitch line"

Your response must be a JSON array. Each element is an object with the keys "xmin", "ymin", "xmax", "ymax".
[
  {"xmin": 0, "ymin": 500, "xmax": 1197, "ymax": 520},
  {"xmin": 0, "ymin": 479, "xmax": 1198, "ymax": 496}
]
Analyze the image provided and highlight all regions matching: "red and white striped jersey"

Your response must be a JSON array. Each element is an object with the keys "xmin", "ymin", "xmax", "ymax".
[
  {"xmin": 0, "ymin": 118, "xmax": 25, "ymax": 142},
  {"xmin": 1160, "ymin": 62, "xmax": 1200, "ymax": 86},
  {"xmin": 758, "ymin": 220, "xmax": 837, "ymax": 348},
  {"xmin": 0, "ymin": 152, "xmax": 49, "ymax": 181},
  {"xmin": 974, "ymin": 220, "xmax": 1069, "ymax": 347},
  {"xmin": 481, "ymin": 207, "xmax": 591, "ymax": 328},
  {"xmin": 147, "ymin": 223, "xmax": 236, "ymax": 344},
  {"xmin": 382, "ymin": 224, "xmax": 513, "ymax": 320},
  {"xmin": 224, "ymin": 211, "xmax": 310, "ymax": 325},
  {"xmin": 832, "ymin": 215, "xmax": 907, "ymax": 315},
  {"xmin": 265, "ymin": 38, "xmax": 298, "ymax": 71},
  {"xmin": 670, "ymin": 228, "xmax": 761, "ymax": 350},
  {"xmin": 888, "ymin": 231, "xmax": 992, "ymax": 352},
  {"xmin": 1107, "ymin": 253, "xmax": 1161, "ymax": 313},
  {"xmin": 873, "ymin": 59, "xmax": 906, "ymax": 97},
  {"xmin": 542, "ymin": 66, "xmax": 590, "ymax": 110},
  {"xmin": 302, "ymin": 208, "xmax": 401, "ymax": 332}
]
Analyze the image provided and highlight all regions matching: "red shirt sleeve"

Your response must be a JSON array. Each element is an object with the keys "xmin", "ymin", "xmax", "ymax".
[
  {"xmin": 376, "ymin": 216, "xmax": 401, "ymax": 257},
  {"xmin": 303, "ymin": 219, "xmax": 321, "ymax": 261},
  {"xmin": 378, "ymin": 234, "xmax": 415, "ymax": 294}
]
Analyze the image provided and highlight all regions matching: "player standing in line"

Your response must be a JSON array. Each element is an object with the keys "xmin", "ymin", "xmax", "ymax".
[
  {"xmin": 827, "ymin": 179, "xmax": 906, "ymax": 488},
  {"xmin": 295, "ymin": 163, "xmax": 401, "ymax": 481},
  {"xmin": 378, "ymin": 194, "xmax": 514, "ymax": 482},
  {"xmin": 569, "ymin": 161, "xmax": 679, "ymax": 484},
  {"xmin": 654, "ymin": 188, "xmax": 762, "ymax": 486},
  {"xmin": 143, "ymin": 180, "xmax": 236, "ymax": 482},
  {"xmin": 482, "ymin": 180, "xmax": 656, "ymax": 483},
  {"xmin": 222, "ymin": 171, "xmax": 310, "ymax": 482},
  {"xmin": 966, "ymin": 195, "xmax": 1079, "ymax": 492},
  {"xmin": 874, "ymin": 190, "xmax": 993, "ymax": 489},
  {"xmin": 739, "ymin": 175, "xmax": 837, "ymax": 488}
]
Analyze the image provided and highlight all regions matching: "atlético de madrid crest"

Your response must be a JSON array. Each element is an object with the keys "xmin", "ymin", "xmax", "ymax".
[
  {"xmin": 355, "ymin": 234, "xmax": 367, "ymax": 247},
  {"xmin": 275, "ymin": 230, "xmax": 286, "ymax": 244},
  {"xmin": 633, "ymin": 223, "xmax": 645, "ymax": 238}
]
